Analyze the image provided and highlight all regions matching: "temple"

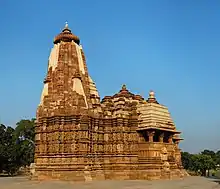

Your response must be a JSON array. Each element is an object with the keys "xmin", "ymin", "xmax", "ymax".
[{"xmin": 34, "ymin": 23, "xmax": 186, "ymax": 181}]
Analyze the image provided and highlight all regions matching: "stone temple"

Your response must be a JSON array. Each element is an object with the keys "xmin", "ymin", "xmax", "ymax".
[{"xmin": 34, "ymin": 23, "xmax": 186, "ymax": 181}]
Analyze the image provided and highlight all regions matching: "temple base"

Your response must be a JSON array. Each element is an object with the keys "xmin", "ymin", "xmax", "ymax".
[{"xmin": 31, "ymin": 165, "xmax": 187, "ymax": 181}]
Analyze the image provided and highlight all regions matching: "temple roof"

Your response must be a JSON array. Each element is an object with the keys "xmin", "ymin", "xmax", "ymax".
[
  {"xmin": 54, "ymin": 22, "xmax": 80, "ymax": 44},
  {"xmin": 102, "ymin": 84, "xmax": 144, "ymax": 103},
  {"xmin": 113, "ymin": 84, "xmax": 135, "ymax": 98},
  {"xmin": 137, "ymin": 90, "xmax": 179, "ymax": 132}
]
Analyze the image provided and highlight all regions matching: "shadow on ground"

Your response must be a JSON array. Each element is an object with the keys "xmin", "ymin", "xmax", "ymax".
[{"xmin": 206, "ymin": 176, "xmax": 220, "ymax": 185}]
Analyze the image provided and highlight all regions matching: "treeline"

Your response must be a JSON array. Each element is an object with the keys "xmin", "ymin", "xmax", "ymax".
[
  {"xmin": 181, "ymin": 150, "xmax": 220, "ymax": 176},
  {"xmin": 0, "ymin": 119, "xmax": 35, "ymax": 175}
]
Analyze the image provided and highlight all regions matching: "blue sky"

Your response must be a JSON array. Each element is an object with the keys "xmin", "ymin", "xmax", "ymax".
[{"xmin": 0, "ymin": 0, "xmax": 219, "ymax": 153}]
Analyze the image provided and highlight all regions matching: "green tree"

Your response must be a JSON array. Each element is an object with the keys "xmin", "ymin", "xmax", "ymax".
[
  {"xmin": 215, "ymin": 150, "xmax": 220, "ymax": 166},
  {"xmin": 192, "ymin": 154, "xmax": 216, "ymax": 176},
  {"xmin": 14, "ymin": 118, "xmax": 35, "ymax": 142},
  {"xmin": 0, "ymin": 119, "xmax": 36, "ymax": 176},
  {"xmin": 15, "ymin": 119, "xmax": 35, "ymax": 167},
  {"xmin": 0, "ymin": 124, "xmax": 7, "ymax": 172},
  {"xmin": 181, "ymin": 152, "xmax": 193, "ymax": 170},
  {"xmin": 201, "ymin": 149, "xmax": 217, "ymax": 164},
  {"xmin": 0, "ymin": 124, "xmax": 19, "ymax": 175}
]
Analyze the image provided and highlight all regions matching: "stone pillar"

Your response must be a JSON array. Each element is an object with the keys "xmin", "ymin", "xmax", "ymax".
[
  {"xmin": 174, "ymin": 140, "xmax": 180, "ymax": 145},
  {"xmin": 147, "ymin": 131, "xmax": 155, "ymax": 142},
  {"xmin": 174, "ymin": 140, "xmax": 182, "ymax": 167},
  {"xmin": 159, "ymin": 133, "xmax": 164, "ymax": 143},
  {"xmin": 168, "ymin": 135, "xmax": 173, "ymax": 144},
  {"xmin": 138, "ymin": 132, "xmax": 145, "ymax": 143},
  {"xmin": 174, "ymin": 140, "xmax": 180, "ymax": 149}
]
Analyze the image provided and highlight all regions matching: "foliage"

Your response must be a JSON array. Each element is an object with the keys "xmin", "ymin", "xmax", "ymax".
[
  {"xmin": 15, "ymin": 119, "xmax": 35, "ymax": 166},
  {"xmin": 193, "ymin": 154, "xmax": 215, "ymax": 176},
  {"xmin": 215, "ymin": 170, "xmax": 220, "ymax": 178},
  {"xmin": 181, "ymin": 149, "xmax": 219, "ymax": 176},
  {"xmin": 181, "ymin": 152, "xmax": 193, "ymax": 170},
  {"xmin": 0, "ymin": 119, "xmax": 35, "ymax": 176},
  {"xmin": 215, "ymin": 150, "xmax": 220, "ymax": 165}
]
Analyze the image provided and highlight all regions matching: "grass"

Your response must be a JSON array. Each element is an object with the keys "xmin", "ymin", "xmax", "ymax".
[{"xmin": 215, "ymin": 170, "xmax": 220, "ymax": 178}]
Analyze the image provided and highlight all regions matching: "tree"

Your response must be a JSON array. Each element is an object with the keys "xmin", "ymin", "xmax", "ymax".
[
  {"xmin": 14, "ymin": 118, "xmax": 35, "ymax": 142},
  {"xmin": 192, "ymin": 154, "xmax": 216, "ymax": 176},
  {"xmin": 181, "ymin": 152, "xmax": 193, "ymax": 170},
  {"xmin": 215, "ymin": 150, "xmax": 220, "ymax": 166},
  {"xmin": 201, "ymin": 149, "xmax": 217, "ymax": 164},
  {"xmin": 0, "ymin": 125, "xmax": 19, "ymax": 175},
  {"xmin": 15, "ymin": 119, "xmax": 35, "ymax": 167},
  {"xmin": 0, "ymin": 124, "xmax": 7, "ymax": 173},
  {"xmin": 0, "ymin": 119, "xmax": 36, "ymax": 176}
]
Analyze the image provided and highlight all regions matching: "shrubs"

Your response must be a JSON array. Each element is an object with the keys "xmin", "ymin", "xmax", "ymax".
[
  {"xmin": 215, "ymin": 170, "xmax": 220, "ymax": 178},
  {"xmin": 187, "ymin": 170, "xmax": 201, "ymax": 176}
]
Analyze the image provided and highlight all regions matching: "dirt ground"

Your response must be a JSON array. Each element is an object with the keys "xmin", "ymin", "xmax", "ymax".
[{"xmin": 0, "ymin": 176, "xmax": 220, "ymax": 189}]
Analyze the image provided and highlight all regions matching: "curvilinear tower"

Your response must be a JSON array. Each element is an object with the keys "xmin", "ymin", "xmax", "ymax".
[{"xmin": 34, "ymin": 23, "xmax": 186, "ymax": 181}]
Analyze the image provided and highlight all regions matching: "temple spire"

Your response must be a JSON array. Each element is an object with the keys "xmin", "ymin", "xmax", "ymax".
[{"xmin": 54, "ymin": 22, "xmax": 80, "ymax": 44}]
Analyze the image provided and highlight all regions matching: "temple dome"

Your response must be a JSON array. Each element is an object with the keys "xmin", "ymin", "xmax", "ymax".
[{"xmin": 54, "ymin": 22, "xmax": 80, "ymax": 44}]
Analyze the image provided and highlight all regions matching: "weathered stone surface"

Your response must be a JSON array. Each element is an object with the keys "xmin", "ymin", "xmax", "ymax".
[{"xmin": 34, "ymin": 23, "xmax": 185, "ymax": 181}]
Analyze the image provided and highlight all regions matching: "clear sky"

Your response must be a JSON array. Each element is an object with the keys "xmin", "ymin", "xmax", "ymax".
[{"xmin": 0, "ymin": 0, "xmax": 219, "ymax": 153}]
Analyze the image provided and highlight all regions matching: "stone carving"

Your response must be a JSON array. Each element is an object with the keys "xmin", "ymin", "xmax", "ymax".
[
  {"xmin": 162, "ymin": 161, "xmax": 170, "ymax": 172},
  {"xmin": 159, "ymin": 133, "xmax": 164, "ymax": 143},
  {"xmin": 161, "ymin": 147, "xmax": 168, "ymax": 161},
  {"xmin": 29, "ymin": 163, "xmax": 35, "ymax": 179},
  {"xmin": 147, "ymin": 131, "xmax": 155, "ymax": 142},
  {"xmin": 33, "ymin": 23, "xmax": 185, "ymax": 181}
]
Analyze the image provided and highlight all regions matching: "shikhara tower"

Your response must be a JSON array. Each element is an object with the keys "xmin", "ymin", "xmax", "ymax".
[{"xmin": 34, "ymin": 23, "xmax": 186, "ymax": 181}]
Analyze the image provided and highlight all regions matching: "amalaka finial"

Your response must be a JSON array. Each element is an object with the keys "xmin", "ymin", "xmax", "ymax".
[
  {"xmin": 147, "ymin": 90, "xmax": 159, "ymax": 103},
  {"xmin": 65, "ymin": 21, "xmax": 68, "ymax": 28},
  {"xmin": 149, "ymin": 90, "xmax": 155, "ymax": 99},
  {"xmin": 61, "ymin": 21, "xmax": 71, "ymax": 33},
  {"xmin": 122, "ymin": 84, "xmax": 127, "ymax": 90}
]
